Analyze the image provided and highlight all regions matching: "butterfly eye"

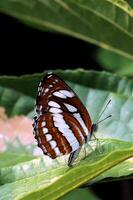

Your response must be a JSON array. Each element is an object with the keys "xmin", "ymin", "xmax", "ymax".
[{"xmin": 33, "ymin": 73, "xmax": 92, "ymax": 166}]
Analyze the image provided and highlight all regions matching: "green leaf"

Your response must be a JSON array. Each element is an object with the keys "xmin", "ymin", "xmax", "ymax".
[
  {"xmin": 126, "ymin": 0, "xmax": 133, "ymax": 7},
  {"xmin": 60, "ymin": 188, "xmax": 100, "ymax": 200},
  {"xmin": 0, "ymin": 85, "xmax": 34, "ymax": 117},
  {"xmin": 0, "ymin": 152, "xmax": 35, "ymax": 168},
  {"xmin": 0, "ymin": 152, "xmax": 37, "ymax": 185},
  {"xmin": 97, "ymin": 49, "xmax": 133, "ymax": 76},
  {"xmin": 90, "ymin": 156, "xmax": 133, "ymax": 184},
  {"xmin": 0, "ymin": 140, "xmax": 133, "ymax": 200},
  {"xmin": 0, "ymin": 69, "xmax": 132, "ymax": 97},
  {"xmin": 0, "ymin": 0, "xmax": 133, "ymax": 59}
]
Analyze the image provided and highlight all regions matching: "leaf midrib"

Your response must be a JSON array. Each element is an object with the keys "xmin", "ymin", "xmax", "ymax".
[{"xmin": 107, "ymin": 0, "xmax": 133, "ymax": 16}]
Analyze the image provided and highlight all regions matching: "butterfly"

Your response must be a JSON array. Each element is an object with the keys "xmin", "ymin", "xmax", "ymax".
[{"xmin": 33, "ymin": 72, "xmax": 108, "ymax": 166}]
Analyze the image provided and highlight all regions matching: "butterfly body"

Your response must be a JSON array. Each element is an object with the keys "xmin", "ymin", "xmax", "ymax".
[{"xmin": 33, "ymin": 73, "xmax": 93, "ymax": 166}]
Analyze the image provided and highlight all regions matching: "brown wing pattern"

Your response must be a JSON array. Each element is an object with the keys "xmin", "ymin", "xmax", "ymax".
[
  {"xmin": 33, "ymin": 72, "xmax": 92, "ymax": 159},
  {"xmin": 35, "ymin": 73, "xmax": 92, "ymax": 130}
]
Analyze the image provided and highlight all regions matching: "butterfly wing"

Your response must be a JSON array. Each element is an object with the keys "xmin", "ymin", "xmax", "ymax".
[{"xmin": 33, "ymin": 73, "xmax": 92, "ymax": 159}]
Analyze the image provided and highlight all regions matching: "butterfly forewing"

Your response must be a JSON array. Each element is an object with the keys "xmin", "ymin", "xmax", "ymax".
[{"xmin": 33, "ymin": 73, "xmax": 92, "ymax": 160}]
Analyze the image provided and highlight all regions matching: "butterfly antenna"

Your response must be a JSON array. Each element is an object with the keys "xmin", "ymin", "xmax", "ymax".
[
  {"xmin": 98, "ymin": 99, "xmax": 111, "ymax": 122},
  {"xmin": 94, "ymin": 99, "xmax": 112, "ymax": 125},
  {"xmin": 97, "ymin": 115, "xmax": 112, "ymax": 125}
]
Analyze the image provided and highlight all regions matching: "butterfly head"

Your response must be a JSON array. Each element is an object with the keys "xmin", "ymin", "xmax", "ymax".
[
  {"xmin": 90, "ymin": 123, "xmax": 98, "ymax": 139},
  {"xmin": 91, "ymin": 123, "xmax": 98, "ymax": 133},
  {"xmin": 90, "ymin": 114, "xmax": 112, "ymax": 140},
  {"xmin": 89, "ymin": 100, "xmax": 112, "ymax": 140}
]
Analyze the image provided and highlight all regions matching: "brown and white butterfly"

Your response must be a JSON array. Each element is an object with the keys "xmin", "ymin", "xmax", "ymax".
[{"xmin": 33, "ymin": 72, "xmax": 97, "ymax": 166}]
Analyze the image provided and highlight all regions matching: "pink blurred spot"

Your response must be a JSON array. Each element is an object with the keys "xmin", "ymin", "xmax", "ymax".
[{"xmin": 0, "ymin": 107, "xmax": 35, "ymax": 151}]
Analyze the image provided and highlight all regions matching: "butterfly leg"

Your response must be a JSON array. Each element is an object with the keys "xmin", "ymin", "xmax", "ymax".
[
  {"xmin": 91, "ymin": 133, "xmax": 103, "ymax": 154},
  {"xmin": 68, "ymin": 147, "xmax": 81, "ymax": 167}
]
